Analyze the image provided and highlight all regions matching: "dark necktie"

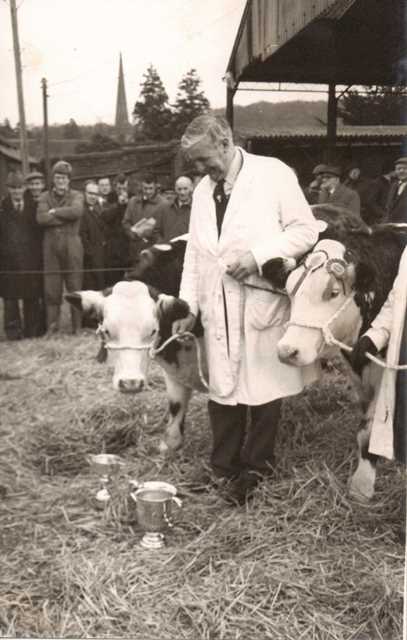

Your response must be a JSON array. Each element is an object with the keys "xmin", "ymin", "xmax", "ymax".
[{"xmin": 213, "ymin": 179, "xmax": 228, "ymax": 237}]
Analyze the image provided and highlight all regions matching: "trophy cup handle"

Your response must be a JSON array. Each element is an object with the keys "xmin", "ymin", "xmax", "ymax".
[
  {"xmin": 163, "ymin": 496, "xmax": 182, "ymax": 528},
  {"xmin": 172, "ymin": 496, "xmax": 182, "ymax": 508},
  {"xmin": 129, "ymin": 480, "xmax": 139, "ymax": 491}
]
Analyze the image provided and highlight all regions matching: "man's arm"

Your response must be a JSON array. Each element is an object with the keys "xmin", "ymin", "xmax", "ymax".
[
  {"xmin": 36, "ymin": 194, "xmax": 63, "ymax": 226},
  {"xmin": 250, "ymin": 165, "xmax": 319, "ymax": 269},
  {"xmin": 53, "ymin": 191, "xmax": 84, "ymax": 221},
  {"xmin": 122, "ymin": 198, "xmax": 137, "ymax": 239}
]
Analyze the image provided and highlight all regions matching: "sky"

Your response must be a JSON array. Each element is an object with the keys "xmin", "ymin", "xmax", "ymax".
[{"xmin": 0, "ymin": 0, "xmax": 325, "ymax": 126}]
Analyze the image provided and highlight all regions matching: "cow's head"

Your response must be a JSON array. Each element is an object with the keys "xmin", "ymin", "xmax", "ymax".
[
  {"xmin": 277, "ymin": 239, "xmax": 367, "ymax": 366},
  {"xmin": 125, "ymin": 236, "xmax": 188, "ymax": 297},
  {"xmin": 66, "ymin": 281, "xmax": 190, "ymax": 394}
]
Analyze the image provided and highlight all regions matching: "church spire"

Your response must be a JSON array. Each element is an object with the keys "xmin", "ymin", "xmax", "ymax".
[{"xmin": 115, "ymin": 53, "xmax": 130, "ymax": 141}]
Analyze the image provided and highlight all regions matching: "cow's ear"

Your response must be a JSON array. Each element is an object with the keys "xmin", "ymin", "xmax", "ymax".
[
  {"xmin": 147, "ymin": 285, "xmax": 160, "ymax": 301},
  {"xmin": 64, "ymin": 291, "xmax": 107, "ymax": 316},
  {"xmin": 262, "ymin": 257, "xmax": 296, "ymax": 289}
]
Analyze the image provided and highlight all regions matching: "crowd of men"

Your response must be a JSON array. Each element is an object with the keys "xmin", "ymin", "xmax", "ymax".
[
  {"xmin": 0, "ymin": 162, "xmax": 194, "ymax": 339},
  {"xmin": 0, "ymin": 154, "xmax": 406, "ymax": 341},
  {"xmin": 303, "ymin": 160, "xmax": 407, "ymax": 225}
]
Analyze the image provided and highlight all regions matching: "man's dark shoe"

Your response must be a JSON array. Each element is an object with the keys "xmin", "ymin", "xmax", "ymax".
[{"xmin": 222, "ymin": 470, "xmax": 262, "ymax": 506}]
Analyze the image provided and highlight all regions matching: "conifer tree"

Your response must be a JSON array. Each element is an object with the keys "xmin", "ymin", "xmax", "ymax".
[
  {"xmin": 172, "ymin": 69, "xmax": 210, "ymax": 137},
  {"xmin": 133, "ymin": 65, "xmax": 172, "ymax": 141}
]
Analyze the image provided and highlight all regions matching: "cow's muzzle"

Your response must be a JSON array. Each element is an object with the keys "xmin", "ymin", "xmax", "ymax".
[{"xmin": 118, "ymin": 378, "xmax": 145, "ymax": 394}]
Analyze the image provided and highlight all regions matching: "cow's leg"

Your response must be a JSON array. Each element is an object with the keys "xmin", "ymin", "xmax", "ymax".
[
  {"xmin": 349, "ymin": 417, "xmax": 378, "ymax": 500},
  {"xmin": 159, "ymin": 371, "xmax": 192, "ymax": 453}
]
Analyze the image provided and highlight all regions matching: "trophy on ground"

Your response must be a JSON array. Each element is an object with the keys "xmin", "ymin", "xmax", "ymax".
[
  {"xmin": 129, "ymin": 480, "xmax": 182, "ymax": 549},
  {"xmin": 87, "ymin": 453, "xmax": 125, "ymax": 504}
]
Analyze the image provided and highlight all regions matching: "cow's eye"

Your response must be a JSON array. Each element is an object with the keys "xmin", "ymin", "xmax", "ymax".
[
  {"xmin": 150, "ymin": 329, "xmax": 157, "ymax": 337},
  {"xmin": 330, "ymin": 290, "xmax": 340, "ymax": 299}
]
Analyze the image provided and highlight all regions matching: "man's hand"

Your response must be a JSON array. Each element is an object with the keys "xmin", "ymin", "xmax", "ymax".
[
  {"xmin": 131, "ymin": 217, "xmax": 156, "ymax": 239},
  {"xmin": 226, "ymin": 251, "xmax": 258, "ymax": 282},
  {"xmin": 351, "ymin": 336, "xmax": 378, "ymax": 375},
  {"xmin": 172, "ymin": 312, "xmax": 196, "ymax": 335},
  {"xmin": 48, "ymin": 208, "xmax": 56, "ymax": 216}
]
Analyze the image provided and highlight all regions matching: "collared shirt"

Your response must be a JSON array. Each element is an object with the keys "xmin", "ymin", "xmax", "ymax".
[
  {"xmin": 12, "ymin": 200, "xmax": 24, "ymax": 212},
  {"xmin": 210, "ymin": 148, "xmax": 243, "ymax": 197},
  {"xmin": 397, "ymin": 180, "xmax": 407, "ymax": 196}
]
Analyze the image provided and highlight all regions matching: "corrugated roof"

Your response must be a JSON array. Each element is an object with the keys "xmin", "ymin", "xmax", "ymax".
[
  {"xmin": 320, "ymin": 0, "xmax": 357, "ymax": 20},
  {"xmin": 240, "ymin": 125, "xmax": 407, "ymax": 140}
]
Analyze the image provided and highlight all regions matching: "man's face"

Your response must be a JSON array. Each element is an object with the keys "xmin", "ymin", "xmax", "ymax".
[
  {"xmin": 85, "ymin": 184, "xmax": 99, "ymax": 207},
  {"xmin": 27, "ymin": 178, "xmax": 44, "ymax": 200},
  {"xmin": 186, "ymin": 136, "xmax": 232, "ymax": 181},
  {"xmin": 9, "ymin": 186, "xmax": 24, "ymax": 202},
  {"xmin": 320, "ymin": 175, "xmax": 339, "ymax": 190},
  {"xmin": 53, "ymin": 173, "xmax": 69, "ymax": 193},
  {"xmin": 98, "ymin": 178, "xmax": 111, "ymax": 196},
  {"xmin": 348, "ymin": 168, "xmax": 360, "ymax": 181},
  {"xmin": 175, "ymin": 178, "xmax": 193, "ymax": 204},
  {"xmin": 142, "ymin": 182, "xmax": 157, "ymax": 201},
  {"xmin": 395, "ymin": 163, "xmax": 407, "ymax": 182}
]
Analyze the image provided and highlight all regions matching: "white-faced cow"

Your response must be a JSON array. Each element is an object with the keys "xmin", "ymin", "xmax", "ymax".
[
  {"xmin": 265, "ymin": 208, "xmax": 407, "ymax": 500},
  {"xmin": 66, "ymin": 236, "xmax": 208, "ymax": 453}
]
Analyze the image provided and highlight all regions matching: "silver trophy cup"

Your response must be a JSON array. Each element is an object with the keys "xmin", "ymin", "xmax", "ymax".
[
  {"xmin": 130, "ymin": 482, "xmax": 182, "ymax": 549},
  {"xmin": 87, "ymin": 453, "xmax": 125, "ymax": 504}
]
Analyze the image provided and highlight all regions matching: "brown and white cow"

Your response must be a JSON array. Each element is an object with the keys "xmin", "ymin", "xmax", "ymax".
[
  {"xmin": 66, "ymin": 279, "xmax": 207, "ymax": 453},
  {"xmin": 272, "ymin": 222, "xmax": 406, "ymax": 500}
]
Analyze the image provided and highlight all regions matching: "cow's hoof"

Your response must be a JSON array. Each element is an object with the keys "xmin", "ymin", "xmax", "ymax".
[{"xmin": 348, "ymin": 478, "xmax": 374, "ymax": 502}]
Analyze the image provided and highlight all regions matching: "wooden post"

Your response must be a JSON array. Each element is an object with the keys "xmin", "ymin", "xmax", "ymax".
[
  {"xmin": 41, "ymin": 78, "xmax": 51, "ymax": 187},
  {"xmin": 326, "ymin": 82, "xmax": 337, "ymax": 163},
  {"xmin": 226, "ymin": 86, "xmax": 235, "ymax": 131},
  {"xmin": 9, "ymin": 0, "xmax": 29, "ymax": 175}
]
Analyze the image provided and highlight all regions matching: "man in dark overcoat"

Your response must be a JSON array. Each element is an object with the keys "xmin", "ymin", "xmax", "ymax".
[
  {"xmin": 80, "ymin": 181, "xmax": 108, "ymax": 291},
  {"xmin": 0, "ymin": 172, "xmax": 44, "ymax": 339},
  {"xmin": 316, "ymin": 165, "xmax": 361, "ymax": 214},
  {"xmin": 37, "ymin": 160, "xmax": 84, "ymax": 334},
  {"xmin": 100, "ymin": 173, "xmax": 130, "ymax": 286},
  {"xmin": 385, "ymin": 157, "xmax": 407, "ymax": 224}
]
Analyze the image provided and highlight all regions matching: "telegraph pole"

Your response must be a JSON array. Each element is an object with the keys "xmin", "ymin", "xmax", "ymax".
[
  {"xmin": 9, "ymin": 0, "xmax": 29, "ymax": 175},
  {"xmin": 41, "ymin": 78, "xmax": 50, "ymax": 187}
]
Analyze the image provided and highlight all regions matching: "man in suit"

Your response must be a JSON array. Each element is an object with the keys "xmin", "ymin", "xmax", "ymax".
[
  {"xmin": 172, "ymin": 115, "xmax": 320, "ymax": 504},
  {"xmin": 317, "ymin": 165, "xmax": 361, "ymax": 215},
  {"xmin": 385, "ymin": 157, "xmax": 407, "ymax": 224},
  {"xmin": 80, "ymin": 181, "xmax": 108, "ymax": 291}
]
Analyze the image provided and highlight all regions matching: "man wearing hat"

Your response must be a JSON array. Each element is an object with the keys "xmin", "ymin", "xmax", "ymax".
[
  {"xmin": 316, "ymin": 164, "xmax": 361, "ymax": 215},
  {"xmin": 304, "ymin": 164, "xmax": 325, "ymax": 204},
  {"xmin": 385, "ymin": 157, "xmax": 407, "ymax": 224},
  {"xmin": 0, "ymin": 172, "xmax": 45, "ymax": 339},
  {"xmin": 25, "ymin": 170, "xmax": 45, "ymax": 205},
  {"xmin": 37, "ymin": 160, "xmax": 84, "ymax": 334}
]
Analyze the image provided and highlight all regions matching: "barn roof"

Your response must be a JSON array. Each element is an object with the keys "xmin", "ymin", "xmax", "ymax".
[
  {"xmin": 0, "ymin": 142, "xmax": 38, "ymax": 165},
  {"xmin": 227, "ymin": 0, "xmax": 407, "ymax": 87},
  {"xmin": 239, "ymin": 125, "xmax": 407, "ymax": 141}
]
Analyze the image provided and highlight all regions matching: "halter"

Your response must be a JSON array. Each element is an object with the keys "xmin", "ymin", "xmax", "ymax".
[
  {"xmin": 285, "ymin": 250, "xmax": 356, "ymax": 351},
  {"xmin": 96, "ymin": 324, "xmax": 155, "ymax": 353}
]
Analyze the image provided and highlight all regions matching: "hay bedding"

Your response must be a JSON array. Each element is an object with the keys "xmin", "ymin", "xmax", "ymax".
[{"xmin": 0, "ymin": 334, "xmax": 404, "ymax": 639}]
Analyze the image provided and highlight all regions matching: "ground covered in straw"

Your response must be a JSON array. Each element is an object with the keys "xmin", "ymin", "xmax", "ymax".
[{"xmin": 0, "ymin": 331, "xmax": 405, "ymax": 639}]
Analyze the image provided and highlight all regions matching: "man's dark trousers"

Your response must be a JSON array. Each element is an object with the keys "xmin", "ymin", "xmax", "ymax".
[{"xmin": 208, "ymin": 399, "xmax": 282, "ymax": 478}]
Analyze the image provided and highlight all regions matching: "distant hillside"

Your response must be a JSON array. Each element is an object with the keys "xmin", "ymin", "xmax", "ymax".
[{"xmin": 213, "ymin": 100, "xmax": 327, "ymax": 135}]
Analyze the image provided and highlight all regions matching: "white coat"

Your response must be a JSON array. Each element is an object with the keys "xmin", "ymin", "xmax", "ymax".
[
  {"xmin": 179, "ymin": 148, "xmax": 320, "ymax": 405},
  {"xmin": 365, "ymin": 247, "xmax": 407, "ymax": 459}
]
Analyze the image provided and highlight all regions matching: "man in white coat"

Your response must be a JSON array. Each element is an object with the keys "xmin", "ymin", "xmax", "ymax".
[
  {"xmin": 351, "ymin": 246, "xmax": 407, "ymax": 465},
  {"xmin": 173, "ymin": 115, "xmax": 320, "ymax": 503}
]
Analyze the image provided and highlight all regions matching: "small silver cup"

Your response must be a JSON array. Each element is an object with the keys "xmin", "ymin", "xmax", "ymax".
[
  {"xmin": 130, "ymin": 482, "xmax": 182, "ymax": 549},
  {"xmin": 87, "ymin": 454, "xmax": 125, "ymax": 504}
]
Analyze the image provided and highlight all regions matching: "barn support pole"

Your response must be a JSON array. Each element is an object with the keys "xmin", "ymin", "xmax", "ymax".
[
  {"xmin": 326, "ymin": 83, "xmax": 337, "ymax": 163},
  {"xmin": 226, "ymin": 86, "xmax": 235, "ymax": 131},
  {"xmin": 41, "ymin": 78, "xmax": 51, "ymax": 188}
]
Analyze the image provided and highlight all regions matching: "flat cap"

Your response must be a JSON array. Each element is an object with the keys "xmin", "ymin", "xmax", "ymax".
[
  {"xmin": 25, "ymin": 170, "xmax": 45, "ymax": 182},
  {"xmin": 52, "ymin": 160, "xmax": 72, "ymax": 176},
  {"xmin": 312, "ymin": 164, "xmax": 327, "ymax": 176},
  {"xmin": 395, "ymin": 157, "xmax": 407, "ymax": 166},
  {"xmin": 6, "ymin": 171, "xmax": 25, "ymax": 188},
  {"xmin": 317, "ymin": 164, "xmax": 341, "ymax": 177}
]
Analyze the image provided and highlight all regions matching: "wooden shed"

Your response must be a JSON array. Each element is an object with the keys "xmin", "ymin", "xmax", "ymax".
[{"xmin": 226, "ymin": 0, "xmax": 407, "ymax": 156}]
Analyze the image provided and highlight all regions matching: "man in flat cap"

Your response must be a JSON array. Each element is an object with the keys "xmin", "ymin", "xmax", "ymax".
[
  {"xmin": 37, "ymin": 160, "xmax": 84, "ymax": 334},
  {"xmin": 385, "ymin": 157, "xmax": 407, "ymax": 224},
  {"xmin": 316, "ymin": 164, "xmax": 361, "ymax": 215},
  {"xmin": 25, "ymin": 171, "xmax": 45, "ymax": 205},
  {"xmin": 0, "ymin": 172, "xmax": 45, "ymax": 339}
]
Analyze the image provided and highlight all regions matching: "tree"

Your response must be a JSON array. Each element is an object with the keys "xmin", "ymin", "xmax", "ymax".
[
  {"xmin": 63, "ymin": 118, "xmax": 82, "ymax": 139},
  {"xmin": 0, "ymin": 118, "xmax": 14, "ymax": 137},
  {"xmin": 132, "ymin": 65, "xmax": 173, "ymax": 141},
  {"xmin": 172, "ymin": 69, "xmax": 210, "ymax": 137},
  {"xmin": 339, "ymin": 85, "xmax": 407, "ymax": 125}
]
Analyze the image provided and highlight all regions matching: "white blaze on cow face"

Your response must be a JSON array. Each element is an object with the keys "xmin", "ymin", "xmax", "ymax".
[
  {"xmin": 277, "ymin": 239, "xmax": 362, "ymax": 366},
  {"xmin": 100, "ymin": 281, "xmax": 158, "ymax": 393}
]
